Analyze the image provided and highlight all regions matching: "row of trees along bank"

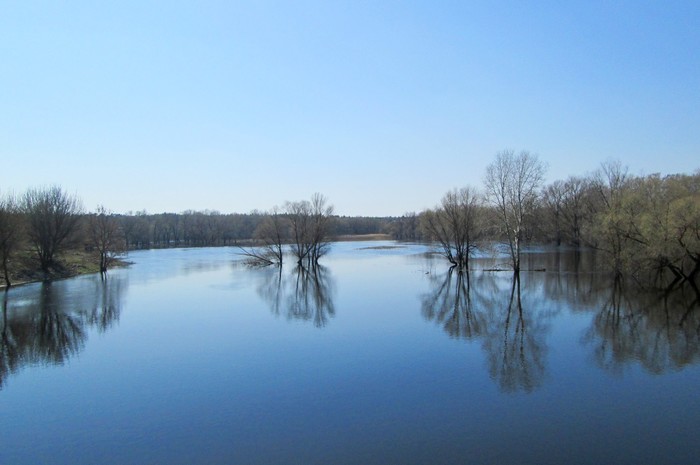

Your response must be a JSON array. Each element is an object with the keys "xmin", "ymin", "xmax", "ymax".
[
  {"xmin": 414, "ymin": 150, "xmax": 699, "ymax": 295},
  {"xmin": 2, "ymin": 152, "xmax": 699, "ymax": 292}
]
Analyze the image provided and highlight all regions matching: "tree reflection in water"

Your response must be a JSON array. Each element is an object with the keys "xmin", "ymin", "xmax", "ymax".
[
  {"xmin": 421, "ymin": 269, "xmax": 487, "ymax": 340},
  {"xmin": 82, "ymin": 277, "xmax": 124, "ymax": 332},
  {"xmin": 34, "ymin": 283, "xmax": 86, "ymax": 365},
  {"xmin": 0, "ymin": 276, "xmax": 126, "ymax": 389},
  {"xmin": 422, "ymin": 269, "xmax": 555, "ymax": 393},
  {"xmin": 482, "ymin": 273, "xmax": 554, "ymax": 393},
  {"xmin": 583, "ymin": 276, "xmax": 700, "ymax": 375},
  {"xmin": 257, "ymin": 264, "xmax": 336, "ymax": 328},
  {"xmin": 1, "ymin": 290, "xmax": 19, "ymax": 389}
]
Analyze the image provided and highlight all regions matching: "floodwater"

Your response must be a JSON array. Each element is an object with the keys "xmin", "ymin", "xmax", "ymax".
[{"xmin": 1, "ymin": 242, "xmax": 699, "ymax": 465}]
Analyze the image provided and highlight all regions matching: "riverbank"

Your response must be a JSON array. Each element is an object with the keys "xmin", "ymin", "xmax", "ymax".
[{"xmin": 1, "ymin": 250, "xmax": 130, "ymax": 290}]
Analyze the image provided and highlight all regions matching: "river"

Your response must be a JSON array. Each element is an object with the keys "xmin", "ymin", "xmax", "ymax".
[{"xmin": 1, "ymin": 241, "xmax": 699, "ymax": 464}]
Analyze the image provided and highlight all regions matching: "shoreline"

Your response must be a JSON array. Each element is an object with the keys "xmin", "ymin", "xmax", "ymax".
[
  {"xmin": 1, "ymin": 234, "xmax": 396, "ymax": 290},
  {"xmin": 1, "ymin": 251, "xmax": 132, "ymax": 291}
]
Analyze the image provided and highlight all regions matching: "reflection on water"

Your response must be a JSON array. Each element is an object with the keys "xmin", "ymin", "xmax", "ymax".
[
  {"xmin": 492, "ymin": 249, "xmax": 700, "ymax": 378},
  {"xmin": 583, "ymin": 277, "xmax": 700, "ymax": 375},
  {"xmin": 422, "ymin": 269, "xmax": 555, "ymax": 392},
  {"xmin": 421, "ymin": 269, "xmax": 486, "ymax": 339},
  {"xmin": 83, "ymin": 277, "xmax": 125, "ymax": 332},
  {"xmin": 0, "ymin": 275, "xmax": 126, "ymax": 389},
  {"xmin": 257, "ymin": 265, "xmax": 336, "ymax": 327},
  {"xmin": 481, "ymin": 274, "xmax": 553, "ymax": 393},
  {"xmin": 422, "ymin": 248, "xmax": 700, "ymax": 393},
  {"xmin": 1, "ymin": 291, "xmax": 18, "ymax": 390},
  {"xmin": 34, "ymin": 283, "xmax": 86, "ymax": 365}
]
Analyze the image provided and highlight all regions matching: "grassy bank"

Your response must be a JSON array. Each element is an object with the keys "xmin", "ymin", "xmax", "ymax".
[
  {"xmin": 333, "ymin": 233, "xmax": 393, "ymax": 242},
  {"xmin": 1, "ymin": 250, "xmax": 128, "ymax": 289}
]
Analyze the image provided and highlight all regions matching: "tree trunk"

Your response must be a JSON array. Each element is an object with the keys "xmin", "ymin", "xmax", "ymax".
[{"xmin": 2, "ymin": 255, "xmax": 10, "ymax": 287}]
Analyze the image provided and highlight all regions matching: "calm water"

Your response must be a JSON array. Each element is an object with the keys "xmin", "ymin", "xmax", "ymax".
[{"xmin": 1, "ymin": 242, "xmax": 699, "ymax": 465}]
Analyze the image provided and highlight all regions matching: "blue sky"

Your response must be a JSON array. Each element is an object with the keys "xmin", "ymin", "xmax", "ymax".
[{"xmin": 2, "ymin": 1, "xmax": 698, "ymax": 216}]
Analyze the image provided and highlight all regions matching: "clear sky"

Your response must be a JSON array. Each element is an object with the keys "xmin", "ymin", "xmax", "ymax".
[{"xmin": 2, "ymin": 1, "xmax": 698, "ymax": 216}]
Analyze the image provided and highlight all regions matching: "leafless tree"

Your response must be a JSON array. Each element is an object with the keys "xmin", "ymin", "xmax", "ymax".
[
  {"xmin": 560, "ymin": 176, "xmax": 591, "ymax": 247},
  {"xmin": 286, "ymin": 199, "xmax": 313, "ymax": 266},
  {"xmin": 542, "ymin": 180, "xmax": 566, "ymax": 246},
  {"xmin": 88, "ymin": 205, "xmax": 126, "ymax": 275},
  {"xmin": 309, "ymin": 193, "xmax": 334, "ymax": 263},
  {"xmin": 286, "ymin": 193, "xmax": 334, "ymax": 266},
  {"xmin": 22, "ymin": 186, "xmax": 83, "ymax": 272},
  {"xmin": 389, "ymin": 212, "xmax": 421, "ymax": 241},
  {"xmin": 421, "ymin": 186, "xmax": 484, "ymax": 269},
  {"xmin": 256, "ymin": 207, "xmax": 288, "ymax": 265},
  {"xmin": 484, "ymin": 150, "xmax": 546, "ymax": 273},
  {"xmin": 239, "ymin": 207, "xmax": 288, "ymax": 266},
  {"xmin": 0, "ymin": 193, "xmax": 23, "ymax": 287}
]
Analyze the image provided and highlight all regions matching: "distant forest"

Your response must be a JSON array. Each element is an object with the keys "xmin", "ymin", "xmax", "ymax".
[{"xmin": 1, "ymin": 153, "xmax": 699, "ymax": 292}]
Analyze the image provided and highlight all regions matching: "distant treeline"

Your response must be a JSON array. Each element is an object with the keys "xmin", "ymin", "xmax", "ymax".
[{"xmin": 115, "ymin": 211, "xmax": 395, "ymax": 249}]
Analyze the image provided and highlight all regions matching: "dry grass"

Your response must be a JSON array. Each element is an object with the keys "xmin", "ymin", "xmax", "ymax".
[
  {"xmin": 333, "ymin": 234, "xmax": 393, "ymax": 242},
  {"xmin": 1, "ymin": 249, "xmax": 128, "ymax": 289}
]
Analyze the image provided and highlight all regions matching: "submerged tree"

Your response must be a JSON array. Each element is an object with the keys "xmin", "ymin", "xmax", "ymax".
[
  {"xmin": 541, "ymin": 176, "xmax": 595, "ymax": 247},
  {"xmin": 239, "ymin": 207, "xmax": 288, "ymax": 266},
  {"xmin": 422, "ymin": 186, "xmax": 484, "ymax": 269},
  {"xmin": 308, "ymin": 193, "xmax": 334, "ymax": 263},
  {"xmin": 541, "ymin": 180, "xmax": 566, "ymax": 246},
  {"xmin": 484, "ymin": 150, "xmax": 547, "ymax": 273},
  {"xmin": 286, "ymin": 193, "xmax": 334, "ymax": 266},
  {"xmin": 286, "ymin": 199, "xmax": 312, "ymax": 265},
  {"xmin": 586, "ymin": 160, "xmax": 637, "ymax": 276},
  {"xmin": 22, "ymin": 186, "xmax": 83, "ymax": 272},
  {"xmin": 620, "ymin": 171, "xmax": 700, "ymax": 292}
]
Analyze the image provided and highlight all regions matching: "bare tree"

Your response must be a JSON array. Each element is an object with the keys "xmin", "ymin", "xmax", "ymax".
[
  {"xmin": 560, "ymin": 176, "xmax": 591, "ymax": 246},
  {"xmin": 286, "ymin": 199, "xmax": 313, "ymax": 266},
  {"xmin": 239, "ymin": 207, "xmax": 288, "ymax": 266},
  {"xmin": 484, "ymin": 150, "xmax": 546, "ymax": 273},
  {"xmin": 309, "ymin": 193, "xmax": 334, "ymax": 263},
  {"xmin": 22, "ymin": 186, "xmax": 83, "ymax": 272},
  {"xmin": 285, "ymin": 193, "xmax": 334, "ymax": 266},
  {"xmin": 390, "ymin": 212, "xmax": 420, "ymax": 241},
  {"xmin": 421, "ymin": 186, "xmax": 484, "ymax": 269},
  {"xmin": 0, "ymin": 193, "xmax": 23, "ymax": 287},
  {"xmin": 88, "ymin": 205, "xmax": 126, "ymax": 275},
  {"xmin": 542, "ymin": 180, "xmax": 566, "ymax": 246}
]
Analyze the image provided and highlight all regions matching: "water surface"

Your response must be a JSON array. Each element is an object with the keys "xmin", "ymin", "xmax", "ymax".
[{"xmin": 1, "ymin": 242, "xmax": 699, "ymax": 464}]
